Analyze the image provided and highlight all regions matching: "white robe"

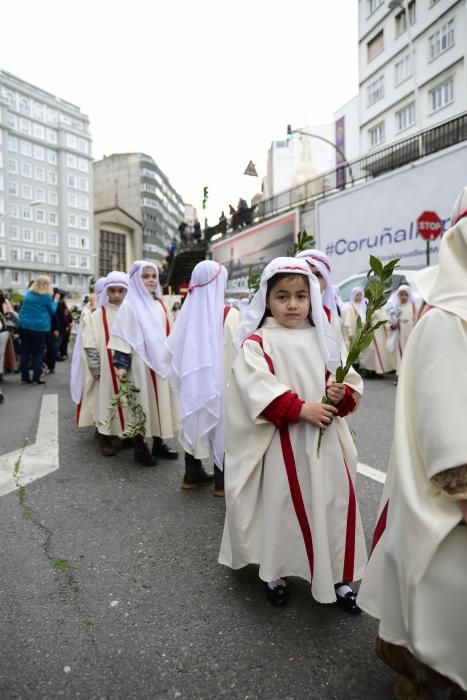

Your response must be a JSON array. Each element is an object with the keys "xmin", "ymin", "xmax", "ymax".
[
  {"xmin": 219, "ymin": 317, "xmax": 367, "ymax": 603},
  {"xmin": 359, "ymin": 309, "xmax": 392, "ymax": 375},
  {"xmin": 76, "ymin": 303, "xmax": 97, "ymax": 428},
  {"xmin": 358, "ymin": 308, "xmax": 467, "ymax": 691},
  {"xmin": 82, "ymin": 303, "xmax": 127, "ymax": 436},
  {"xmin": 108, "ymin": 299, "xmax": 179, "ymax": 440},
  {"xmin": 342, "ymin": 303, "xmax": 360, "ymax": 348},
  {"xmin": 387, "ymin": 301, "xmax": 417, "ymax": 375}
]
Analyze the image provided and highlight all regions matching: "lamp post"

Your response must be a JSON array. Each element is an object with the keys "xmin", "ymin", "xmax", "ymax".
[
  {"xmin": 287, "ymin": 126, "xmax": 355, "ymax": 186},
  {"xmin": 388, "ymin": 0, "xmax": 420, "ymax": 130}
]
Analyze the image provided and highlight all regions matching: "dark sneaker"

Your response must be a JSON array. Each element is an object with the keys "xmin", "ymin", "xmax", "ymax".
[
  {"xmin": 264, "ymin": 581, "xmax": 289, "ymax": 607},
  {"xmin": 99, "ymin": 435, "xmax": 117, "ymax": 457},
  {"xmin": 335, "ymin": 589, "xmax": 361, "ymax": 615},
  {"xmin": 134, "ymin": 444, "xmax": 157, "ymax": 467},
  {"xmin": 152, "ymin": 439, "xmax": 178, "ymax": 460}
]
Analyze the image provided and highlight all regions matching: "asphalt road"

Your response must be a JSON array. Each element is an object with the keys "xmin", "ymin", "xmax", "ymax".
[{"xmin": 0, "ymin": 362, "xmax": 398, "ymax": 700}]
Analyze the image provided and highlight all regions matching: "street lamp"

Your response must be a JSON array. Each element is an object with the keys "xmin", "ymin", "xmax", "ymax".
[{"xmin": 287, "ymin": 126, "xmax": 355, "ymax": 186}]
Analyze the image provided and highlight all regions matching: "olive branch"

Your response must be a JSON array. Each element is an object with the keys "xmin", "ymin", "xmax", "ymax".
[
  {"xmin": 317, "ymin": 255, "xmax": 399, "ymax": 456},
  {"xmin": 97, "ymin": 377, "xmax": 147, "ymax": 439}
]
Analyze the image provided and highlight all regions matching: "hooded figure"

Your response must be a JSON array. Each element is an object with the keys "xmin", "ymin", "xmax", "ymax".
[
  {"xmin": 342, "ymin": 287, "xmax": 368, "ymax": 348},
  {"xmin": 358, "ymin": 187, "xmax": 467, "ymax": 697},
  {"xmin": 108, "ymin": 261, "xmax": 179, "ymax": 467},
  {"xmin": 385, "ymin": 283, "xmax": 418, "ymax": 378},
  {"xmin": 220, "ymin": 257, "xmax": 366, "ymax": 610}
]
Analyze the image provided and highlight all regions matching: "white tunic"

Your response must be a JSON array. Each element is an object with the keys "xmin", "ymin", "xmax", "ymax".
[
  {"xmin": 358, "ymin": 308, "xmax": 467, "ymax": 691},
  {"xmin": 359, "ymin": 308, "xmax": 392, "ymax": 375},
  {"xmin": 223, "ymin": 305, "xmax": 241, "ymax": 386},
  {"xmin": 76, "ymin": 303, "xmax": 97, "ymax": 428},
  {"xmin": 82, "ymin": 303, "xmax": 127, "ymax": 436},
  {"xmin": 219, "ymin": 317, "xmax": 367, "ymax": 603},
  {"xmin": 387, "ymin": 301, "xmax": 417, "ymax": 374},
  {"xmin": 108, "ymin": 299, "xmax": 179, "ymax": 440},
  {"xmin": 342, "ymin": 303, "xmax": 360, "ymax": 347}
]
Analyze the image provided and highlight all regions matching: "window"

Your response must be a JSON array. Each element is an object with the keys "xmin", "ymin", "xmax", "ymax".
[
  {"xmin": 67, "ymin": 174, "xmax": 77, "ymax": 188},
  {"xmin": 35, "ymin": 166, "xmax": 45, "ymax": 181},
  {"xmin": 430, "ymin": 77, "xmax": 454, "ymax": 112},
  {"xmin": 78, "ymin": 177, "xmax": 88, "ymax": 192},
  {"xmin": 46, "ymin": 108, "xmax": 57, "ymax": 124},
  {"xmin": 368, "ymin": 121, "xmax": 385, "ymax": 147},
  {"xmin": 66, "ymin": 133, "xmax": 77, "ymax": 149},
  {"xmin": 9, "ymin": 204, "xmax": 19, "ymax": 218},
  {"xmin": 20, "ymin": 141, "xmax": 32, "ymax": 157},
  {"xmin": 34, "ymin": 145, "xmax": 45, "ymax": 160},
  {"xmin": 48, "ymin": 191, "xmax": 58, "ymax": 206},
  {"xmin": 36, "ymin": 188, "xmax": 45, "ymax": 201},
  {"xmin": 48, "ymin": 232, "xmax": 58, "ymax": 246},
  {"xmin": 22, "ymin": 228, "xmax": 33, "ymax": 242},
  {"xmin": 80, "ymin": 236, "xmax": 89, "ymax": 249},
  {"xmin": 367, "ymin": 31, "xmax": 384, "ymax": 62},
  {"xmin": 69, "ymin": 234, "xmax": 78, "ymax": 247},
  {"xmin": 66, "ymin": 154, "xmax": 78, "ymax": 169},
  {"xmin": 19, "ymin": 97, "xmax": 30, "ymax": 114},
  {"xmin": 8, "ymin": 181, "xmax": 18, "ymax": 196},
  {"xmin": 35, "ymin": 209, "xmax": 46, "ymax": 223},
  {"xmin": 10, "ymin": 226, "xmax": 19, "ymax": 240},
  {"xmin": 22, "ymin": 184, "xmax": 33, "ymax": 199},
  {"xmin": 19, "ymin": 118, "xmax": 31, "ymax": 134},
  {"xmin": 80, "ymin": 256, "xmax": 89, "ymax": 269},
  {"xmin": 47, "ymin": 150, "xmax": 57, "ymax": 164},
  {"xmin": 48, "ymin": 171, "xmax": 57, "ymax": 185},
  {"xmin": 79, "ymin": 196, "xmax": 89, "ymax": 210},
  {"xmin": 11, "ymin": 270, "xmax": 20, "ymax": 282},
  {"xmin": 77, "ymin": 138, "xmax": 88, "ymax": 153},
  {"xmin": 67, "ymin": 192, "xmax": 78, "ymax": 208},
  {"xmin": 367, "ymin": 76, "xmax": 384, "ymax": 106},
  {"xmin": 78, "ymin": 158, "xmax": 88, "ymax": 172},
  {"xmin": 46, "ymin": 128, "xmax": 57, "ymax": 144},
  {"xmin": 7, "ymin": 113, "xmax": 18, "ymax": 130},
  {"xmin": 10, "ymin": 248, "xmax": 20, "ymax": 261},
  {"xmin": 8, "ymin": 136, "xmax": 18, "ymax": 152},
  {"xmin": 367, "ymin": 0, "xmax": 383, "ymax": 14},
  {"xmin": 48, "ymin": 211, "xmax": 58, "ymax": 225},
  {"xmin": 0, "ymin": 244, "xmax": 5, "ymax": 261},
  {"xmin": 8, "ymin": 159, "xmax": 18, "ymax": 174},
  {"xmin": 395, "ymin": 1, "xmax": 416, "ymax": 37},
  {"xmin": 36, "ymin": 251, "xmax": 46, "ymax": 263},
  {"xmin": 49, "ymin": 252, "xmax": 59, "ymax": 264},
  {"xmin": 21, "ymin": 162, "xmax": 32, "ymax": 178},
  {"xmin": 67, "ymin": 275, "xmax": 73, "ymax": 286},
  {"xmin": 33, "ymin": 102, "xmax": 45, "ymax": 121},
  {"xmin": 33, "ymin": 123, "xmax": 45, "ymax": 140},
  {"xmin": 429, "ymin": 19, "xmax": 455, "ymax": 61},
  {"xmin": 22, "ymin": 207, "xmax": 32, "ymax": 220},
  {"xmin": 79, "ymin": 216, "xmax": 89, "ymax": 230},
  {"xmin": 0, "ymin": 222, "xmax": 4, "ymax": 239},
  {"xmin": 69, "ymin": 254, "xmax": 78, "ymax": 267},
  {"xmin": 23, "ymin": 250, "xmax": 32, "ymax": 262},
  {"xmin": 36, "ymin": 230, "xmax": 47, "ymax": 244},
  {"xmin": 395, "ymin": 53, "xmax": 412, "ymax": 86},
  {"xmin": 68, "ymin": 214, "xmax": 78, "ymax": 228}
]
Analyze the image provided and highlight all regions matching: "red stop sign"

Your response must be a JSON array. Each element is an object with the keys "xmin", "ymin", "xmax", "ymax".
[
  {"xmin": 179, "ymin": 283, "xmax": 190, "ymax": 297},
  {"xmin": 417, "ymin": 211, "xmax": 442, "ymax": 241}
]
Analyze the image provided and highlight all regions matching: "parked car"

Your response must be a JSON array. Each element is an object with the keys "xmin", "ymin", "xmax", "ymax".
[{"xmin": 336, "ymin": 268, "xmax": 425, "ymax": 304}]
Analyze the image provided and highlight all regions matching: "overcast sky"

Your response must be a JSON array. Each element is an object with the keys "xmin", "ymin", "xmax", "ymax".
[{"xmin": 0, "ymin": 0, "xmax": 359, "ymax": 222}]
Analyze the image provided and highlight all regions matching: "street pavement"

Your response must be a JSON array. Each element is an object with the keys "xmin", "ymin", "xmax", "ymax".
[{"xmin": 0, "ymin": 361, "xmax": 399, "ymax": 700}]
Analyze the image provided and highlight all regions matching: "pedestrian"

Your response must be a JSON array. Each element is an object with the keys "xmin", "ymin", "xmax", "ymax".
[
  {"xmin": 342, "ymin": 287, "xmax": 367, "ymax": 348},
  {"xmin": 17, "ymin": 275, "xmax": 59, "ymax": 385},
  {"xmin": 70, "ymin": 277, "xmax": 106, "ymax": 427},
  {"xmin": 109, "ymin": 261, "xmax": 179, "ymax": 467},
  {"xmin": 357, "ymin": 187, "xmax": 467, "ymax": 698},
  {"xmin": 219, "ymin": 257, "xmax": 366, "ymax": 610},
  {"xmin": 359, "ymin": 307, "xmax": 392, "ymax": 379},
  {"xmin": 171, "ymin": 301, "xmax": 181, "ymax": 322},
  {"xmin": 295, "ymin": 249, "xmax": 340, "ymax": 326},
  {"xmin": 166, "ymin": 260, "xmax": 241, "ymax": 495},
  {"xmin": 0, "ymin": 309, "xmax": 10, "ymax": 383},
  {"xmin": 59, "ymin": 294, "xmax": 73, "ymax": 360},
  {"xmin": 385, "ymin": 284, "xmax": 418, "ymax": 383},
  {"xmin": 82, "ymin": 271, "xmax": 129, "ymax": 457}
]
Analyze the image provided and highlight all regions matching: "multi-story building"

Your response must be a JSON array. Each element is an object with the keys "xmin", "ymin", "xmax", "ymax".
[
  {"xmin": 93, "ymin": 153, "xmax": 184, "ymax": 271},
  {"xmin": 359, "ymin": 0, "xmax": 467, "ymax": 153},
  {"xmin": 0, "ymin": 70, "xmax": 93, "ymax": 293}
]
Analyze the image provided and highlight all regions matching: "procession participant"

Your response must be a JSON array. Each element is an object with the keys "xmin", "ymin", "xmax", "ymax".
[
  {"xmin": 385, "ymin": 284, "xmax": 418, "ymax": 383},
  {"xmin": 342, "ymin": 287, "xmax": 367, "ymax": 348},
  {"xmin": 167, "ymin": 260, "xmax": 241, "ymax": 494},
  {"xmin": 358, "ymin": 307, "xmax": 392, "ymax": 379},
  {"xmin": 219, "ymin": 257, "xmax": 366, "ymax": 610},
  {"xmin": 109, "ymin": 261, "xmax": 178, "ymax": 467},
  {"xmin": 295, "ymin": 249, "xmax": 338, "ymax": 319},
  {"xmin": 358, "ymin": 188, "xmax": 467, "ymax": 698},
  {"xmin": 70, "ymin": 277, "xmax": 106, "ymax": 427},
  {"xmin": 82, "ymin": 271, "xmax": 129, "ymax": 457}
]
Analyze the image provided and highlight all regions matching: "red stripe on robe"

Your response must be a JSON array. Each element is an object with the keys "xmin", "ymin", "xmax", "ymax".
[
  {"xmin": 102, "ymin": 306, "xmax": 125, "ymax": 431},
  {"xmin": 342, "ymin": 460, "xmax": 357, "ymax": 582},
  {"xmin": 370, "ymin": 500, "xmax": 389, "ymax": 557}
]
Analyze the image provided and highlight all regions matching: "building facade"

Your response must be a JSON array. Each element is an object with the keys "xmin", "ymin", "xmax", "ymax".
[
  {"xmin": 0, "ymin": 71, "xmax": 93, "ymax": 294},
  {"xmin": 93, "ymin": 153, "xmax": 184, "ymax": 271},
  {"xmin": 359, "ymin": 0, "xmax": 467, "ymax": 153}
]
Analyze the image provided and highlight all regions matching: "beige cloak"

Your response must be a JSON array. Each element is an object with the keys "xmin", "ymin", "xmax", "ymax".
[
  {"xmin": 76, "ymin": 302, "xmax": 97, "ymax": 428},
  {"xmin": 359, "ymin": 308, "xmax": 392, "ymax": 375}
]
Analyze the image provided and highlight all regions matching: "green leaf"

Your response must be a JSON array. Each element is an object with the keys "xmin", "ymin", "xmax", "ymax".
[{"xmin": 369, "ymin": 255, "xmax": 384, "ymax": 279}]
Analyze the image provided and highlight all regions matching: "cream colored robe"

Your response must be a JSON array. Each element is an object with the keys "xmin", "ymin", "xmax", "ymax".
[
  {"xmin": 108, "ymin": 299, "xmax": 179, "ymax": 440},
  {"xmin": 387, "ymin": 301, "xmax": 417, "ymax": 375},
  {"xmin": 219, "ymin": 317, "xmax": 367, "ymax": 603},
  {"xmin": 359, "ymin": 308, "xmax": 392, "ymax": 375},
  {"xmin": 82, "ymin": 303, "xmax": 127, "ymax": 436},
  {"xmin": 358, "ymin": 308, "xmax": 467, "ymax": 691},
  {"xmin": 76, "ymin": 302, "xmax": 97, "ymax": 428},
  {"xmin": 342, "ymin": 303, "xmax": 360, "ymax": 348}
]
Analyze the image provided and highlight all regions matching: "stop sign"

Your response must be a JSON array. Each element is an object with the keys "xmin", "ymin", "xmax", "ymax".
[
  {"xmin": 179, "ymin": 283, "xmax": 190, "ymax": 297},
  {"xmin": 417, "ymin": 211, "xmax": 442, "ymax": 241}
]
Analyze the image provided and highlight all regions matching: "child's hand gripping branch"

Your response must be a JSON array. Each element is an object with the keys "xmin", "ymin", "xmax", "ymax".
[
  {"xmin": 326, "ymin": 381, "xmax": 346, "ymax": 404},
  {"xmin": 299, "ymin": 401, "xmax": 338, "ymax": 430}
]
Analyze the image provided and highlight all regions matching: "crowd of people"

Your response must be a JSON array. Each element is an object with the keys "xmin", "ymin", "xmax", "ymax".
[{"xmin": 2, "ymin": 187, "xmax": 466, "ymax": 698}]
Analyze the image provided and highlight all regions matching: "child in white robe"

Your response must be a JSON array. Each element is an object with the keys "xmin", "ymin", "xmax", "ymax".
[
  {"xmin": 219, "ymin": 257, "xmax": 367, "ymax": 610},
  {"xmin": 385, "ymin": 284, "xmax": 418, "ymax": 383},
  {"xmin": 342, "ymin": 287, "xmax": 367, "ymax": 348},
  {"xmin": 108, "ymin": 261, "xmax": 179, "ymax": 467},
  {"xmin": 81, "ymin": 271, "xmax": 129, "ymax": 456},
  {"xmin": 358, "ymin": 188, "xmax": 467, "ymax": 697},
  {"xmin": 166, "ymin": 260, "xmax": 241, "ymax": 494},
  {"xmin": 358, "ymin": 307, "xmax": 392, "ymax": 378},
  {"xmin": 70, "ymin": 276, "xmax": 106, "ymax": 428}
]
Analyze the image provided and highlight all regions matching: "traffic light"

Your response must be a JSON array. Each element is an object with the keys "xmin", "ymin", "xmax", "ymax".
[
  {"xmin": 203, "ymin": 186, "xmax": 208, "ymax": 209},
  {"xmin": 287, "ymin": 124, "xmax": 292, "ymax": 141}
]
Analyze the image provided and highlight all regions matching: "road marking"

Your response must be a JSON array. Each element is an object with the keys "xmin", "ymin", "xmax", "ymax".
[
  {"xmin": 0, "ymin": 394, "xmax": 59, "ymax": 497},
  {"xmin": 357, "ymin": 462, "xmax": 386, "ymax": 484}
]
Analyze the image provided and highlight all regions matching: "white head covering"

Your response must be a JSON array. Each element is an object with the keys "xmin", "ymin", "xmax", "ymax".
[
  {"xmin": 70, "ymin": 276, "xmax": 106, "ymax": 405},
  {"xmin": 228, "ymin": 297, "xmax": 249, "ymax": 317},
  {"xmin": 350, "ymin": 287, "xmax": 368, "ymax": 320},
  {"xmin": 295, "ymin": 249, "xmax": 338, "ymax": 317},
  {"xmin": 111, "ymin": 261, "xmax": 169, "ymax": 378},
  {"xmin": 233, "ymin": 257, "xmax": 341, "ymax": 373},
  {"xmin": 414, "ymin": 186, "xmax": 467, "ymax": 323},
  {"xmin": 97, "ymin": 271, "xmax": 129, "ymax": 307},
  {"xmin": 386, "ymin": 283, "xmax": 416, "ymax": 311},
  {"xmin": 166, "ymin": 261, "xmax": 227, "ymax": 466}
]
